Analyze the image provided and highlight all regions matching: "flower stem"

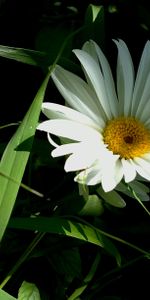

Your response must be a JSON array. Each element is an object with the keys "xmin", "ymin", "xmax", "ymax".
[
  {"xmin": 128, "ymin": 185, "xmax": 150, "ymax": 217},
  {"xmin": 67, "ymin": 216, "xmax": 150, "ymax": 257}
]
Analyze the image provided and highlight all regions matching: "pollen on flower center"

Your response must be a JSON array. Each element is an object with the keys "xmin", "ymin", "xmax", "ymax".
[{"xmin": 103, "ymin": 117, "xmax": 150, "ymax": 159}]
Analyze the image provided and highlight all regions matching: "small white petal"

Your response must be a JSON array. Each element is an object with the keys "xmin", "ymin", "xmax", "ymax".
[
  {"xmin": 138, "ymin": 97, "xmax": 150, "ymax": 124},
  {"xmin": 37, "ymin": 119, "xmax": 101, "ymax": 142},
  {"xmin": 41, "ymin": 102, "xmax": 98, "ymax": 129},
  {"xmin": 101, "ymin": 158, "xmax": 123, "ymax": 192},
  {"xmin": 121, "ymin": 158, "xmax": 136, "ymax": 182},
  {"xmin": 132, "ymin": 41, "xmax": 150, "ymax": 115},
  {"xmin": 73, "ymin": 49, "xmax": 112, "ymax": 119},
  {"xmin": 132, "ymin": 157, "xmax": 150, "ymax": 180},
  {"xmin": 134, "ymin": 72, "xmax": 150, "ymax": 122},
  {"xmin": 74, "ymin": 164, "xmax": 102, "ymax": 186},
  {"xmin": 47, "ymin": 133, "xmax": 59, "ymax": 147},
  {"xmin": 114, "ymin": 39, "xmax": 134, "ymax": 116},
  {"xmin": 51, "ymin": 65, "xmax": 105, "ymax": 128},
  {"xmin": 51, "ymin": 143, "xmax": 81, "ymax": 157},
  {"xmin": 64, "ymin": 151, "xmax": 94, "ymax": 172},
  {"xmin": 84, "ymin": 40, "xmax": 118, "ymax": 117}
]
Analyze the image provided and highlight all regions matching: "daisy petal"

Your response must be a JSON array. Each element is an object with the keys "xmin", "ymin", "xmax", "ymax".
[
  {"xmin": 37, "ymin": 119, "xmax": 100, "ymax": 142},
  {"xmin": 51, "ymin": 143, "xmax": 81, "ymax": 157},
  {"xmin": 135, "ymin": 72, "xmax": 150, "ymax": 122},
  {"xmin": 41, "ymin": 102, "xmax": 98, "ymax": 129},
  {"xmin": 73, "ymin": 48, "xmax": 112, "ymax": 119},
  {"xmin": 101, "ymin": 158, "xmax": 123, "ymax": 192},
  {"xmin": 132, "ymin": 41, "xmax": 150, "ymax": 115},
  {"xmin": 51, "ymin": 65, "xmax": 105, "ymax": 128},
  {"xmin": 83, "ymin": 40, "xmax": 118, "ymax": 117},
  {"xmin": 114, "ymin": 39, "xmax": 134, "ymax": 116},
  {"xmin": 64, "ymin": 150, "xmax": 95, "ymax": 172},
  {"xmin": 121, "ymin": 158, "xmax": 136, "ymax": 182},
  {"xmin": 132, "ymin": 157, "xmax": 150, "ymax": 180},
  {"xmin": 74, "ymin": 165, "xmax": 102, "ymax": 186}
]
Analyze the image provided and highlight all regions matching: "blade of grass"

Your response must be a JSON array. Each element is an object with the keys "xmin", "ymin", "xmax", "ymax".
[
  {"xmin": 68, "ymin": 252, "xmax": 100, "ymax": 300},
  {"xmin": 0, "ymin": 122, "xmax": 20, "ymax": 130},
  {"xmin": 0, "ymin": 171, "xmax": 43, "ymax": 197},
  {"xmin": 0, "ymin": 24, "xmax": 88, "ymax": 242},
  {"xmin": 0, "ymin": 289, "xmax": 16, "ymax": 300},
  {"xmin": 0, "ymin": 71, "xmax": 51, "ymax": 241},
  {"xmin": 0, "ymin": 45, "xmax": 46, "ymax": 67},
  {"xmin": 8, "ymin": 216, "xmax": 121, "ymax": 264}
]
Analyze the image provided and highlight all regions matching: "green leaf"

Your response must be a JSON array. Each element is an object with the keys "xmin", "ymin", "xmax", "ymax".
[
  {"xmin": 97, "ymin": 188, "xmax": 126, "ymax": 208},
  {"xmin": 129, "ymin": 181, "xmax": 149, "ymax": 201},
  {"xmin": 8, "ymin": 217, "xmax": 121, "ymax": 264},
  {"xmin": 85, "ymin": 4, "xmax": 102, "ymax": 23},
  {"xmin": 68, "ymin": 253, "xmax": 100, "ymax": 300},
  {"xmin": 18, "ymin": 281, "xmax": 41, "ymax": 300},
  {"xmin": 0, "ymin": 45, "xmax": 47, "ymax": 67},
  {"xmin": 0, "ymin": 72, "xmax": 51, "ymax": 241},
  {"xmin": 83, "ymin": 5, "xmax": 105, "ymax": 47},
  {"xmin": 0, "ymin": 288, "xmax": 16, "ymax": 300},
  {"xmin": 79, "ymin": 194, "xmax": 104, "ymax": 216}
]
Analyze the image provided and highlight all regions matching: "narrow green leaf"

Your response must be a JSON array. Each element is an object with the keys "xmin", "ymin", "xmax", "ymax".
[
  {"xmin": 18, "ymin": 281, "xmax": 41, "ymax": 300},
  {"xmin": 8, "ymin": 217, "xmax": 121, "ymax": 263},
  {"xmin": 0, "ymin": 72, "xmax": 51, "ymax": 241},
  {"xmin": 0, "ymin": 171, "xmax": 43, "ymax": 197},
  {"xmin": 85, "ymin": 4, "xmax": 102, "ymax": 23},
  {"xmin": 0, "ymin": 288, "xmax": 16, "ymax": 300},
  {"xmin": 68, "ymin": 253, "xmax": 100, "ymax": 300},
  {"xmin": 0, "ymin": 45, "xmax": 46, "ymax": 67},
  {"xmin": 83, "ymin": 5, "xmax": 105, "ymax": 47}
]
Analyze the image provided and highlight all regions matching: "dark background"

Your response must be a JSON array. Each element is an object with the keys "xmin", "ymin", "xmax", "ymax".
[
  {"xmin": 0, "ymin": 1, "xmax": 150, "ymax": 299},
  {"xmin": 1, "ymin": 0, "xmax": 150, "ymax": 126}
]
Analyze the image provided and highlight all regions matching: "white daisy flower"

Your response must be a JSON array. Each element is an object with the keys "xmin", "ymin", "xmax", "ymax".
[{"xmin": 37, "ymin": 39, "xmax": 150, "ymax": 192}]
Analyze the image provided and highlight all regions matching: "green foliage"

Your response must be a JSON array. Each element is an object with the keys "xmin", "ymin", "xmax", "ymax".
[
  {"xmin": 0, "ymin": 2, "xmax": 150, "ymax": 299},
  {"xmin": 8, "ymin": 216, "xmax": 121, "ymax": 264},
  {"xmin": 68, "ymin": 253, "xmax": 100, "ymax": 300},
  {"xmin": 97, "ymin": 188, "xmax": 126, "ymax": 208},
  {"xmin": 18, "ymin": 281, "xmax": 41, "ymax": 300},
  {"xmin": 0, "ymin": 289, "xmax": 16, "ymax": 300},
  {"xmin": 0, "ymin": 46, "xmax": 46, "ymax": 67},
  {"xmin": 83, "ymin": 5, "xmax": 105, "ymax": 48},
  {"xmin": 0, "ymin": 72, "xmax": 51, "ymax": 241}
]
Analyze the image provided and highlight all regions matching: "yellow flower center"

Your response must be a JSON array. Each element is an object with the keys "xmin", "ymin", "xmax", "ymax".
[{"xmin": 103, "ymin": 117, "xmax": 150, "ymax": 159}]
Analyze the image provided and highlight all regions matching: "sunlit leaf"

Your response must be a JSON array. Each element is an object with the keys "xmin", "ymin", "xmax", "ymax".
[
  {"xmin": 85, "ymin": 4, "xmax": 102, "ymax": 23},
  {"xmin": 9, "ymin": 217, "xmax": 121, "ymax": 264},
  {"xmin": 0, "ymin": 45, "xmax": 46, "ymax": 67},
  {"xmin": 83, "ymin": 4, "xmax": 105, "ymax": 47},
  {"xmin": 18, "ymin": 281, "xmax": 41, "ymax": 300},
  {"xmin": 0, "ymin": 72, "xmax": 51, "ymax": 241},
  {"xmin": 0, "ymin": 288, "xmax": 16, "ymax": 300}
]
